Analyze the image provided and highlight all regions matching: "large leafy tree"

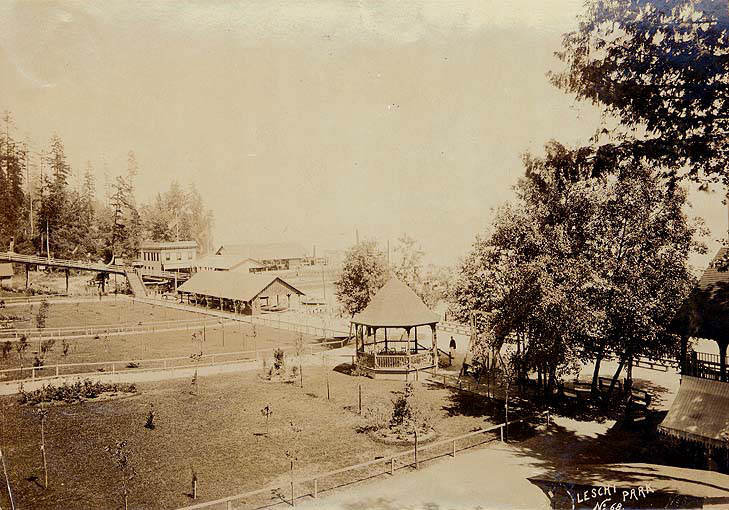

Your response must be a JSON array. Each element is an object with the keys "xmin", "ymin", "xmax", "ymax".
[
  {"xmin": 551, "ymin": 0, "xmax": 729, "ymax": 185},
  {"xmin": 451, "ymin": 142, "xmax": 701, "ymax": 394},
  {"xmin": 334, "ymin": 240, "xmax": 388, "ymax": 317}
]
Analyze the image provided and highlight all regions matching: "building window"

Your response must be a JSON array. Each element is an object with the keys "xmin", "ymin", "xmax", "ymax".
[
  {"xmin": 166, "ymin": 253, "xmax": 171, "ymax": 261},
  {"xmin": 177, "ymin": 252, "xmax": 182, "ymax": 261}
]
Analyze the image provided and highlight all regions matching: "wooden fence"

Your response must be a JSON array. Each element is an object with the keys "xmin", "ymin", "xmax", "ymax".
[
  {"xmin": 174, "ymin": 414, "xmax": 545, "ymax": 510},
  {"xmin": 0, "ymin": 339, "xmax": 349, "ymax": 385}
]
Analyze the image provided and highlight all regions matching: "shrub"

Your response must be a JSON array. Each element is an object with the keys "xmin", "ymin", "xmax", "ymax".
[
  {"xmin": 291, "ymin": 365, "xmax": 299, "ymax": 379},
  {"xmin": 2, "ymin": 341, "xmax": 12, "ymax": 359},
  {"xmin": 33, "ymin": 356, "xmax": 44, "ymax": 367},
  {"xmin": 389, "ymin": 383, "xmax": 432, "ymax": 433},
  {"xmin": 126, "ymin": 361, "xmax": 140, "ymax": 369},
  {"xmin": 62, "ymin": 339, "xmax": 70, "ymax": 357},
  {"xmin": 40, "ymin": 338, "xmax": 56, "ymax": 357},
  {"xmin": 145, "ymin": 405, "xmax": 156, "ymax": 430},
  {"xmin": 359, "ymin": 402, "xmax": 390, "ymax": 432},
  {"xmin": 15, "ymin": 335, "xmax": 28, "ymax": 361},
  {"xmin": 273, "ymin": 348, "xmax": 285, "ymax": 371},
  {"xmin": 18, "ymin": 379, "xmax": 138, "ymax": 405}
]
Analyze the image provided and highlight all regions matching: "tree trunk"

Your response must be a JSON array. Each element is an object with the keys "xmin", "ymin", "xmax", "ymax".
[
  {"xmin": 591, "ymin": 353, "xmax": 603, "ymax": 395},
  {"xmin": 608, "ymin": 357, "xmax": 626, "ymax": 396},
  {"xmin": 625, "ymin": 354, "xmax": 634, "ymax": 395},
  {"xmin": 547, "ymin": 364, "xmax": 556, "ymax": 401}
]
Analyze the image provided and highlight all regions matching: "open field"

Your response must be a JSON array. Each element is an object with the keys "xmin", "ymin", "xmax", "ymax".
[
  {"xmin": 0, "ymin": 365, "xmax": 513, "ymax": 510},
  {"xmin": 0, "ymin": 301, "xmax": 323, "ymax": 375},
  {"xmin": 2, "ymin": 300, "xmax": 201, "ymax": 330}
]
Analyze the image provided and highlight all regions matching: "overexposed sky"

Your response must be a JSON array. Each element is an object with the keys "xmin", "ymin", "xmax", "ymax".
[{"xmin": 0, "ymin": 0, "xmax": 725, "ymax": 269}]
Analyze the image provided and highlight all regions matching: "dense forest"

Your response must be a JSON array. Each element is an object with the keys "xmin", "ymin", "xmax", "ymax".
[{"xmin": 0, "ymin": 112, "xmax": 214, "ymax": 262}]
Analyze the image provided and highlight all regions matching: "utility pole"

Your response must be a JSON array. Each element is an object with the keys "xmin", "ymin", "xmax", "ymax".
[{"xmin": 46, "ymin": 219, "xmax": 50, "ymax": 262}]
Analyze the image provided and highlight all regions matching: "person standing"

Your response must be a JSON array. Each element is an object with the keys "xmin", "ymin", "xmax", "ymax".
[{"xmin": 449, "ymin": 336, "xmax": 456, "ymax": 366}]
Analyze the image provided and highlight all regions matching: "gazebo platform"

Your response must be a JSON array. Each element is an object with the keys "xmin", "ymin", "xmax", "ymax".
[{"xmin": 351, "ymin": 278, "xmax": 440, "ymax": 381}]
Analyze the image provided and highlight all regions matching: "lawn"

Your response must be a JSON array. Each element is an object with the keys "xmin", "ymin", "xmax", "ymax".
[
  {"xmin": 0, "ymin": 365, "xmax": 508, "ymax": 510},
  {"xmin": 0, "ymin": 301, "xmax": 322, "ymax": 375}
]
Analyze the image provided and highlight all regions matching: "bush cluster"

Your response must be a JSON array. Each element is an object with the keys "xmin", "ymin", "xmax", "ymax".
[
  {"xmin": 19, "ymin": 379, "xmax": 137, "ymax": 405},
  {"xmin": 361, "ymin": 383, "xmax": 433, "ymax": 434}
]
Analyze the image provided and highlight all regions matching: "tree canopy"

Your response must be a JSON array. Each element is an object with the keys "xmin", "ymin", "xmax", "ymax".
[
  {"xmin": 551, "ymin": 0, "xmax": 729, "ymax": 185},
  {"xmin": 334, "ymin": 240, "xmax": 388, "ymax": 317},
  {"xmin": 451, "ymin": 141, "xmax": 702, "ymax": 391},
  {"xmin": 0, "ymin": 111, "xmax": 216, "ymax": 261}
]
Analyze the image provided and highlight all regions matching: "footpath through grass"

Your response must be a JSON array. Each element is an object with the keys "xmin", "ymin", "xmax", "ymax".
[{"xmin": 0, "ymin": 364, "xmax": 507, "ymax": 510}]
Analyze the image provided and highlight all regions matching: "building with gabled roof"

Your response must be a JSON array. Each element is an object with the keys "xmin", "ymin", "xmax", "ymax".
[
  {"xmin": 177, "ymin": 271, "xmax": 305, "ymax": 314},
  {"xmin": 194, "ymin": 254, "xmax": 265, "ymax": 273},
  {"xmin": 215, "ymin": 242, "xmax": 308, "ymax": 270}
]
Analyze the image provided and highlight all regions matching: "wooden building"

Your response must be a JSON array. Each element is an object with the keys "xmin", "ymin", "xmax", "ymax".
[
  {"xmin": 662, "ymin": 247, "xmax": 729, "ymax": 469},
  {"xmin": 177, "ymin": 271, "xmax": 305, "ymax": 314},
  {"xmin": 136, "ymin": 240, "xmax": 198, "ymax": 273},
  {"xmin": 0, "ymin": 263, "xmax": 12, "ymax": 288},
  {"xmin": 194, "ymin": 254, "xmax": 265, "ymax": 273},
  {"xmin": 215, "ymin": 242, "xmax": 308, "ymax": 270}
]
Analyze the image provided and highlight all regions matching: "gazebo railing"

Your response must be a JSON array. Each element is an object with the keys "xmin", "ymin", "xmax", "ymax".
[{"xmin": 357, "ymin": 351, "xmax": 434, "ymax": 371}]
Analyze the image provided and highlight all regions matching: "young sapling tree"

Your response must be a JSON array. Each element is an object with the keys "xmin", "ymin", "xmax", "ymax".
[
  {"xmin": 36, "ymin": 405, "xmax": 49, "ymax": 489},
  {"xmin": 105, "ymin": 440, "xmax": 136, "ymax": 510}
]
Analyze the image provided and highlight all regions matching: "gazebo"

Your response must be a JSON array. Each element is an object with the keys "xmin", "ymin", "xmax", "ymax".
[{"xmin": 351, "ymin": 278, "xmax": 440, "ymax": 380}]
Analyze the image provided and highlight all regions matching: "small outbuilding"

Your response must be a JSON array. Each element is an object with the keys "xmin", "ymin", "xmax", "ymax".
[
  {"xmin": 177, "ymin": 271, "xmax": 305, "ymax": 314},
  {"xmin": 0, "ymin": 263, "xmax": 12, "ymax": 288},
  {"xmin": 352, "ymin": 278, "xmax": 440, "ymax": 380}
]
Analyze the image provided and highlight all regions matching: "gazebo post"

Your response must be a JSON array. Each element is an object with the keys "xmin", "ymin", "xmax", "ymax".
[
  {"xmin": 385, "ymin": 328, "xmax": 388, "ymax": 352},
  {"xmin": 415, "ymin": 326, "xmax": 418, "ymax": 353}
]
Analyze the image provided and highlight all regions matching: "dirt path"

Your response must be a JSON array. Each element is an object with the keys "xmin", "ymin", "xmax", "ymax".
[{"xmin": 295, "ymin": 441, "xmax": 550, "ymax": 510}]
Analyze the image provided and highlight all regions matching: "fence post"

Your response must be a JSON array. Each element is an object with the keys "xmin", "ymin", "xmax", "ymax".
[
  {"xmin": 226, "ymin": 501, "xmax": 232, "ymax": 510},
  {"xmin": 55, "ymin": 365, "xmax": 59, "ymax": 377},
  {"xmin": 32, "ymin": 367, "xmax": 35, "ymax": 380},
  {"xmin": 390, "ymin": 457, "xmax": 394, "ymax": 475},
  {"xmin": 452, "ymin": 440, "xmax": 456, "ymax": 458},
  {"xmin": 500, "ymin": 425, "xmax": 504, "ymax": 442},
  {"xmin": 313, "ymin": 478, "xmax": 318, "ymax": 499},
  {"xmin": 112, "ymin": 363, "xmax": 115, "ymax": 374},
  {"xmin": 546, "ymin": 410, "xmax": 550, "ymax": 427}
]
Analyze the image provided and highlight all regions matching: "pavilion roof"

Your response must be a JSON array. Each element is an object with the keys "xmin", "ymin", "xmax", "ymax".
[
  {"xmin": 698, "ymin": 247, "xmax": 729, "ymax": 290},
  {"xmin": 352, "ymin": 278, "xmax": 439, "ymax": 327},
  {"xmin": 659, "ymin": 375, "xmax": 729, "ymax": 449},
  {"xmin": 178, "ymin": 271, "xmax": 304, "ymax": 302}
]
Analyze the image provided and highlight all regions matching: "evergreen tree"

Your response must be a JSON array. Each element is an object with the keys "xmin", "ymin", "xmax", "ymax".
[{"xmin": 0, "ymin": 111, "xmax": 27, "ymax": 250}]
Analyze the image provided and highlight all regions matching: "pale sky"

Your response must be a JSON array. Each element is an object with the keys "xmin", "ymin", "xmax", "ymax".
[{"xmin": 0, "ymin": 1, "xmax": 725, "ymax": 270}]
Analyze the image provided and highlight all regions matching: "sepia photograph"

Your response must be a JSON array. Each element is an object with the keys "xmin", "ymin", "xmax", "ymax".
[{"xmin": 1, "ymin": 1, "xmax": 729, "ymax": 508}]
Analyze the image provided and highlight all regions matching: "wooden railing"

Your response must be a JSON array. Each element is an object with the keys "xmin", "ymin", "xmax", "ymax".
[
  {"xmin": 174, "ymin": 414, "xmax": 546, "ymax": 510},
  {"xmin": 0, "ymin": 339, "xmax": 348, "ymax": 385},
  {"xmin": 356, "ymin": 351, "xmax": 434, "ymax": 371}
]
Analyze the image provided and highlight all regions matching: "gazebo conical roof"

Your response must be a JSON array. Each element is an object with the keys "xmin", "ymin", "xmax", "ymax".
[{"xmin": 352, "ymin": 278, "xmax": 440, "ymax": 327}]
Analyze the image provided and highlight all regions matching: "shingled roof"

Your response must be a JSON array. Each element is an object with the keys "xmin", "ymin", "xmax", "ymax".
[
  {"xmin": 352, "ymin": 278, "xmax": 440, "ymax": 327},
  {"xmin": 178, "ymin": 271, "xmax": 304, "ymax": 302},
  {"xmin": 698, "ymin": 247, "xmax": 729, "ymax": 290},
  {"xmin": 659, "ymin": 375, "xmax": 729, "ymax": 448}
]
